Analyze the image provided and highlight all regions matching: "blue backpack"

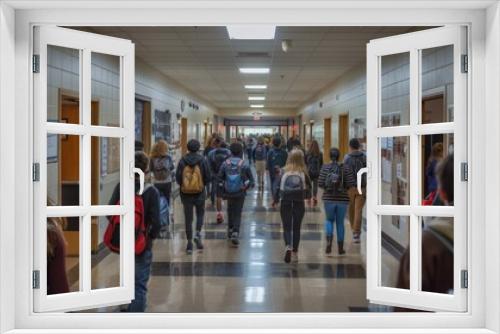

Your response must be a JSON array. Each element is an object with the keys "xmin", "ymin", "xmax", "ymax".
[
  {"xmin": 224, "ymin": 158, "xmax": 244, "ymax": 194},
  {"xmin": 159, "ymin": 195, "xmax": 169, "ymax": 227}
]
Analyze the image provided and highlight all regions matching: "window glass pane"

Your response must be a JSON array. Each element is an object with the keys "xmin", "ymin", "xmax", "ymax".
[
  {"xmin": 421, "ymin": 216, "xmax": 454, "ymax": 294},
  {"xmin": 47, "ymin": 45, "xmax": 80, "ymax": 124},
  {"xmin": 47, "ymin": 216, "xmax": 80, "ymax": 294},
  {"xmin": 91, "ymin": 216, "xmax": 120, "ymax": 289},
  {"xmin": 91, "ymin": 52, "xmax": 121, "ymax": 127},
  {"xmin": 421, "ymin": 45, "xmax": 454, "ymax": 124},
  {"xmin": 381, "ymin": 215, "xmax": 410, "ymax": 289},
  {"xmin": 380, "ymin": 52, "xmax": 410, "ymax": 127},
  {"xmin": 421, "ymin": 134, "xmax": 454, "ymax": 205},
  {"xmin": 91, "ymin": 137, "xmax": 121, "ymax": 205},
  {"xmin": 47, "ymin": 134, "xmax": 80, "ymax": 206},
  {"xmin": 380, "ymin": 136, "xmax": 410, "ymax": 205}
]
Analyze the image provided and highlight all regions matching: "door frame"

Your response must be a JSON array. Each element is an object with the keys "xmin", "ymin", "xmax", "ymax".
[{"xmin": 2, "ymin": 2, "xmax": 496, "ymax": 332}]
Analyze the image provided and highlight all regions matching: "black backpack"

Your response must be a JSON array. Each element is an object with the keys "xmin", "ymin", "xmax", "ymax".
[
  {"xmin": 307, "ymin": 154, "xmax": 321, "ymax": 179},
  {"xmin": 348, "ymin": 153, "xmax": 367, "ymax": 187},
  {"xmin": 211, "ymin": 148, "xmax": 230, "ymax": 174},
  {"xmin": 325, "ymin": 163, "xmax": 345, "ymax": 193}
]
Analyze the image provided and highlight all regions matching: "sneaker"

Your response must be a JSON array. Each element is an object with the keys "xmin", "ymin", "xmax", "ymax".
[
  {"xmin": 353, "ymin": 233, "xmax": 361, "ymax": 244},
  {"xmin": 186, "ymin": 240, "xmax": 193, "ymax": 254},
  {"xmin": 284, "ymin": 246, "xmax": 292, "ymax": 263},
  {"xmin": 231, "ymin": 232, "xmax": 239, "ymax": 246},
  {"xmin": 291, "ymin": 252, "xmax": 299, "ymax": 263},
  {"xmin": 216, "ymin": 212, "xmax": 224, "ymax": 224},
  {"xmin": 194, "ymin": 233, "xmax": 204, "ymax": 251}
]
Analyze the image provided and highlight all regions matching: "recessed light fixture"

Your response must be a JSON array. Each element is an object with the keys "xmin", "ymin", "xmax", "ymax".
[
  {"xmin": 250, "ymin": 104, "xmax": 264, "ymax": 108},
  {"xmin": 245, "ymin": 85, "xmax": 267, "ymax": 89},
  {"xmin": 239, "ymin": 68, "xmax": 270, "ymax": 74},
  {"xmin": 248, "ymin": 96, "xmax": 266, "ymax": 101},
  {"xmin": 227, "ymin": 25, "xmax": 276, "ymax": 40}
]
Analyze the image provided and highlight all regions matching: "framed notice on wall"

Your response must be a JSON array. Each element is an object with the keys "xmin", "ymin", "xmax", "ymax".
[{"xmin": 47, "ymin": 133, "xmax": 58, "ymax": 163}]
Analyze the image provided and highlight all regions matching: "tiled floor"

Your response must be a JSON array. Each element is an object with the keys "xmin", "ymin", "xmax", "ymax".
[{"xmin": 75, "ymin": 168, "xmax": 399, "ymax": 313}]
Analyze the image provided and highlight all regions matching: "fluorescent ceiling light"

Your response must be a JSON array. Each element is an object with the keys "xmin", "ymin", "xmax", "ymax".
[
  {"xmin": 250, "ymin": 104, "xmax": 264, "ymax": 108},
  {"xmin": 227, "ymin": 25, "xmax": 276, "ymax": 40},
  {"xmin": 248, "ymin": 96, "xmax": 266, "ymax": 101},
  {"xmin": 239, "ymin": 68, "xmax": 270, "ymax": 74},
  {"xmin": 245, "ymin": 85, "xmax": 267, "ymax": 89}
]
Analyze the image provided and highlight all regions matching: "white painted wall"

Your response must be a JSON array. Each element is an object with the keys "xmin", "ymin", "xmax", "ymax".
[
  {"xmin": 298, "ymin": 45, "xmax": 454, "ymax": 265},
  {"xmin": 45, "ymin": 49, "xmax": 218, "ymax": 240}
]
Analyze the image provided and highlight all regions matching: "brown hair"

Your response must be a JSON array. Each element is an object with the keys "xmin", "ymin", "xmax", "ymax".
[
  {"xmin": 284, "ymin": 149, "xmax": 308, "ymax": 174},
  {"xmin": 46, "ymin": 197, "xmax": 67, "ymax": 259},
  {"xmin": 150, "ymin": 140, "xmax": 169, "ymax": 159},
  {"xmin": 430, "ymin": 142, "xmax": 444, "ymax": 160},
  {"xmin": 308, "ymin": 139, "xmax": 321, "ymax": 157}
]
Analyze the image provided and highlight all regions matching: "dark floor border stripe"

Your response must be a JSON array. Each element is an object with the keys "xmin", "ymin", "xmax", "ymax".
[
  {"xmin": 381, "ymin": 231, "xmax": 406, "ymax": 260},
  {"xmin": 151, "ymin": 261, "xmax": 365, "ymax": 279}
]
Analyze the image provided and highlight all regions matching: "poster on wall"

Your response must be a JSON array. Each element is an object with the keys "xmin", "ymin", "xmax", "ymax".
[
  {"xmin": 154, "ymin": 109, "xmax": 171, "ymax": 143},
  {"xmin": 100, "ymin": 137, "xmax": 108, "ymax": 177},
  {"xmin": 47, "ymin": 134, "xmax": 58, "ymax": 163}
]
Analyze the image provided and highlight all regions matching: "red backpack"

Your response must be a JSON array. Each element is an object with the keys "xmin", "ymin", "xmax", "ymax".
[{"xmin": 104, "ymin": 194, "xmax": 147, "ymax": 255}]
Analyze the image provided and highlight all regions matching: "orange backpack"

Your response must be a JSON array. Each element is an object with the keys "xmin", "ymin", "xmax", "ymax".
[{"xmin": 181, "ymin": 163, "xmax": 204, "ymax": 194}]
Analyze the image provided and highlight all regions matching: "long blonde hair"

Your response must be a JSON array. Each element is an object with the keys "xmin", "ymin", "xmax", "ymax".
[
  {"xmin": 150, "ymin": 140, "xmax": 169, "ymax": 158},
  {"xmin": 284, "ymin": 149, "xmax": 308, "ymax": 174}
]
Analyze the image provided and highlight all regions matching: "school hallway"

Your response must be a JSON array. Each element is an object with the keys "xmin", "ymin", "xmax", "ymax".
[{"xmin": 80, "ymin": 166, "xmax": 398, "ymax": 313}]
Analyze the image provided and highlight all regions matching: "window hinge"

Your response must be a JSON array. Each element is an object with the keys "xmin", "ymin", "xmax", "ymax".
[
  {"xmin": 461, "ymin": 270, "xmax": 468, "ymax": 289},
  {"xmin": 461, "ymin": 54, "xmax": 468, "ymax": 73},
  {"xmin": 32, "ymin": 270, "xmax": 40, "ymax": 289},
  {"xmin": 32, "ymin": 54, "xmax": 40, "ymax": 73},
  {"xmin": 461, "ymin": 162, "xmax": 468, "ymax": 182},
  {"xmin": 32, "ymin": 163, "xmax": 40, "ymax": 182}
]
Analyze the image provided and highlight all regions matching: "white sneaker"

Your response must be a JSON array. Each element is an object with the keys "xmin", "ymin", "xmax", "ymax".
[{"xmin": 291, "ymin": 252, "xmax": 299, "ymax": 263}]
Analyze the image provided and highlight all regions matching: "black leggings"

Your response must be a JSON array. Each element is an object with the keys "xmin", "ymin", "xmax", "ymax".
[
  {"xmin": 227, "ymin": 196, "xmax": 245, "ymax": 233},
  {"xmin": 181, "ymin": 196, "xmax": 205, "ymax": 240},
  {"xmin": 154, "ymin": 182, "xmax": 172, "ymax": 204},
  {"xmin": 280, "ymin": 200, "xmax": 305, "ymax": 252}
]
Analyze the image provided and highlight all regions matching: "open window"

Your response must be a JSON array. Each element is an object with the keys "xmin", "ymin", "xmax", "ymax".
[
  {"xmin": 33, "ymin": 26, "xmax": 135, "ymax": 312},
  {"xmin": 365, "ymin": 26, "xmax": 467, "ymax": 312}
]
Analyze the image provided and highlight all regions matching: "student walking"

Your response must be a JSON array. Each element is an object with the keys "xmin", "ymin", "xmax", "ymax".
[
  {"xmin": 318, "ymin": 148, "xmax": 349, "ymax": 255},
  {"xmin": 253, "ymin": 136, "xmax": 268, "ymax": 191},
  {"xmin": 149, "ymin": 140, "xmax": 175, "ymax": 228},
  {"xmin": 217, "ymin": 142, "xmax": 254, "ymax": 246},
  {"xmin": 108, "ymin": 151, "xmax": 161, "ymax": 312},
  {"xmin": 176, "ymin": 139, "xmax": 211, "ymax": 254},
  {"xmin": 274, "ymin": 149, "xmax": 311, "ymax": 263},
  {"xmin": 305, "ymin": 139, "xmax": 323, "ymax": 207},
  {"xmin": 208, "ymin": 136, "xmax": 231, "ymax": 224},
  {"xmin": 267, "ymin": 136, "xmax": 288, "ymax": 207},
  {"xmin": 343, "ymin": 138, "xmax": 367, "ymax": 243},
  {"xmin": 46, "ymin": 214, "xmax": 70, "ymax": 295}
]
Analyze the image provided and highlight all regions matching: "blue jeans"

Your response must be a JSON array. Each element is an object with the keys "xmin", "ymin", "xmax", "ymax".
[
  {"xmin": 324, "ymin": 201, "xmax": 348, "ymax": 242},
  {"xmin": 127, "ymin": 248, "xmax": 153, "ymax": 312}
]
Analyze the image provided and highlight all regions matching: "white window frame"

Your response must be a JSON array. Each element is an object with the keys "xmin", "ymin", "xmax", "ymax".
[
  {"xmin": 32, "ymin": 26, "xmax": 136, "ymax": 312},
  {"xmin": 365, "ymin": 26, "xmax": 468, "ymax": 312},
  {"xmin": 1, "ymin": 1, "xmax": 499, "ymax": 333}
]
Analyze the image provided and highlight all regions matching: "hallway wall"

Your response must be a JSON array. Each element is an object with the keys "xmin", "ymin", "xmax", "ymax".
[
  {"xmin": 46, "ymin": 49, "xmax": 218, "ymax": 241},
  {"xmin": 299, "ymin": 46, "xmax": 454, "ymax": 259}
]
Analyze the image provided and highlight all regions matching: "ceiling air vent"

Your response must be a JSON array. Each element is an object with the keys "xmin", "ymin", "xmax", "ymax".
[{"xmin": 236, "ymin": 52, "xmax": 270, "ymax": 58}]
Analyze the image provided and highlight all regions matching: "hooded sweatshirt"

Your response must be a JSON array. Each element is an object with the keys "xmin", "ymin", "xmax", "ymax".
[
  {"xmin": 343, "ymin": 150, "xmax": 366, "ymax": 188},
  {"xmin": 175, "ymin": 152, "xmax": 211, "ymax": 199}
]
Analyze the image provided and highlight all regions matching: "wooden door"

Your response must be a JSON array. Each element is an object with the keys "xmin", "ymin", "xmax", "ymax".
[
  {"xmin": 323, "ymin": 118, "xmax": 332, "ymax": 163},
  {"xmin": 338, "ymin": 114, "xmax": 349, "ymax": 161}
]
